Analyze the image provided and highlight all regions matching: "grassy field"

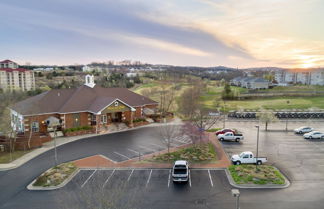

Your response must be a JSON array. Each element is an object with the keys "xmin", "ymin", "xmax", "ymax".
[
  {"xmin": 0, "ymin": 150, "xmax": 32, "ymax": 164},
  {"xmin": 133, "ymin": 80, "xmax": 324, "ymax": 111}
]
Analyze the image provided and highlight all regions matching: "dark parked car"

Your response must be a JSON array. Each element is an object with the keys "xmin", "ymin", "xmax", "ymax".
[{"xmin": 215, "ymin": 129, "xmax": 235, "ymax": 136}]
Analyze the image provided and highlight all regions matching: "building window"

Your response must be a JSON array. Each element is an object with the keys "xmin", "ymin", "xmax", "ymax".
[
  {"xmin": 90, "ymin": 114, "xmax": 97, "ymax": 126},
  {"xmin": 114, "ymin": 101, "xmax": 119, "ymax": 106},
  {"xmin": 72, "ymin": 113, "xmax": 80, "ymax": 127},
  {"xmin": 31, "ymin": 122, "xmax": 39, "ymax": 132},
  {"xmin": 101, "ymin": 115, "xmax": 107, "ymax": 124}
]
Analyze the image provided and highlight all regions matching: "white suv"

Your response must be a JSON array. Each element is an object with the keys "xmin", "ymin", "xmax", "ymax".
[{"xmin": 172, "ymin": 160, "xmax": 189, "ymax": 183}]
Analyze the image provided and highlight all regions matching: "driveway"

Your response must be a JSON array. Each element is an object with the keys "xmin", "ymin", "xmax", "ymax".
[
  {"xmin": 0, "ymin": 126, "xmax": 190, "ymax": 208},
  {"xmin": 1, "ymin": 122, "xmax": 324, "ymax": 209}
]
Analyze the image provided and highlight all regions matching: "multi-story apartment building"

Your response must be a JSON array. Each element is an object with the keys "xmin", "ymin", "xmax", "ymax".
[
  {"xmin": 274, "ymin": 69, "xmax": 324, "ymax": 85},
  {"xmin": 0, "ymin": 60, "xmax": 36, "ymax": 91}
]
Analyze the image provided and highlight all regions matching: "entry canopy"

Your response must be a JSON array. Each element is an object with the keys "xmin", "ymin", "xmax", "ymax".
[{"xmin": 45, "ymin": 116, "xmax": 62, "ymax": 127}]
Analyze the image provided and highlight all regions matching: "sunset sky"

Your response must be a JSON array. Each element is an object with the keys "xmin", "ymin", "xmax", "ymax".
[{"xmin": 1, "ymin": 0, "xmax": 323, "ymax": 68}]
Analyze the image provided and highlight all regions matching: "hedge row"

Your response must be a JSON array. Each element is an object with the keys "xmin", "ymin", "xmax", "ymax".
[{"xmin": 63, "ymin": 126, "xmax": 92, "ymax": 133}]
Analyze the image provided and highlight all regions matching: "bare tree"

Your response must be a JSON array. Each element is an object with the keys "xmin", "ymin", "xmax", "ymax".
[
  {"xmin": 190, "ymin": 107, "xmax": 221, "ymax": 134},
  {"xmin": 256, "ymin": 109, "xmax": 278, "ymax": 131},
  {"xmin": 158, "ymin": 123, "xmax": 181, "ymax": 155},
  {"xmin": 158, "ymin": 83, "xmax": 176, "ymax": 117},
  {"xmin": 178, "ymin": 87, "xmax": 200, "ymax": 119}
]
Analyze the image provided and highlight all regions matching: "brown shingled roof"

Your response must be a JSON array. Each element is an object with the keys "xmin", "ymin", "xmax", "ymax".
[{"xmin": 11, "ymin": 85, "xmax": 158, "ymax": 116}]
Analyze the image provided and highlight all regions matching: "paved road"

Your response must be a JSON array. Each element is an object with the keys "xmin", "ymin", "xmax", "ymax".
[
  {"xmin": 0, "ymin": 126, "xmax": 190, "ymax": 209},
  {"xmin": 1, "ymin": 121, "xmax": 324, "ymax": 209}
]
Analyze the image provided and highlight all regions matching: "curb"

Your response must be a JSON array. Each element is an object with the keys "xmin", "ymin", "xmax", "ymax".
[
  {"xmin": 0, "ymin": 163, "xmax": 18, "ymax": 171},
  {"xmin": 225, "ymin": 167, "xmax": 291, "ymax": 189},
  {"xmin": 27, "ymin": 168, "xmax": 80, "ymax": 191}
]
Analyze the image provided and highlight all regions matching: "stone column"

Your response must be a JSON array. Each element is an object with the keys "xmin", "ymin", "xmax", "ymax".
[
  {"xmin": 96, "ymin": 114, "xmax": 101, "ymax": 134},
  {"xmin": 130, "ymin": 111, "xmax": 134, "ymax": 128}
]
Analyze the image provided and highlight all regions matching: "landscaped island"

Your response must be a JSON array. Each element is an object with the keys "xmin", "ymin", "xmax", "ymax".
[
  {"xmin": 229, "ymin": 164, "xmax": 285, "ymax": 185},
  {"xmin": 151, "ymin": 142, "xmax": 217, "ymax": 163},
  {"xmin": 33, "ymin": 162, "xmax": 77, "ymax": 187}
]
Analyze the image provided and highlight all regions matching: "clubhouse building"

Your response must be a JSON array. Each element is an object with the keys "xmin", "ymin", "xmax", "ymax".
[{"xmin": 10, "ymin": 75, "xmax": 158, "ymax": 136}]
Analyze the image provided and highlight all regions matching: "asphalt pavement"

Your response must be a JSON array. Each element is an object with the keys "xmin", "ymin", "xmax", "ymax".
[{"xmin": 1, "ymin": 121, "xmax": 324, "ymax": 209}]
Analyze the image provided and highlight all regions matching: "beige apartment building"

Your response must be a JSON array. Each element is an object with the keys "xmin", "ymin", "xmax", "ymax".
[{"xmin": 0, "ymin": 60, "xmax": 35, "ymax": 92}]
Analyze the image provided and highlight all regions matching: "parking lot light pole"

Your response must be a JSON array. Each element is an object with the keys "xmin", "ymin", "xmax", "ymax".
[
  {"xmin": 223, "ymin": 101, "xmax": 226, "ymax": 128},
  {"xmin": 231, "ymin": 189, "xmax": 240, "ymax": 209},
  {"xmin": 286, "ymin": 100, "xmax": 290, "ymax": 131},
  {"xmin": 255, "ymin": 125, "xmax": 260, "ymax": 171},
  {"xmin": 53, "ymin": 126, "xmax": 58, "ymax": 166}
]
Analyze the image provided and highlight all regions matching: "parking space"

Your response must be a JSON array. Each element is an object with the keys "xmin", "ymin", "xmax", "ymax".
[
  {"xmin": 65, "ymin": 168, "xmax": 226, "ymax": 191},
  {"xmin": 221, "ymin": 121, "xmax": 324, "ymax": 182}
]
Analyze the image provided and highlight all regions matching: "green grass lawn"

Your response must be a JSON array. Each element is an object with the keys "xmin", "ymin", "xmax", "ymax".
[
  {"xmin": 229, "ymin": 165, "xmax": 285, "ymax": 185},
  {"xmin": 0, "ymin": 150, "xmax": 32, "ymax": 164},
  {"xmin": 132, "ymin": 80, "xmax": 324, "ymax": 112},
  {"xmin": 151, "ymin": 142, "xmax": 217, "ymax": 163},
  {"xmin": 223, "ymin": 96, "xmax": 324, "ymax": 110}
]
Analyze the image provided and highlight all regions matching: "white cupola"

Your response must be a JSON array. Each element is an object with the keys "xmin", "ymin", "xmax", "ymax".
[{"xmin": 84, "ymin": 74, "xmax": 95, "ymax": 88}]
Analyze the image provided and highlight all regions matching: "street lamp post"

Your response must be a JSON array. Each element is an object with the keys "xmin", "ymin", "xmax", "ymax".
[
  {"xmin": 255, "ymin": 125, "xmax": 260, "ymax": 171},
  {"xmin": 223, "ymin": 100, "xmax": 226, "ymax": 128},
  {"xmin": 231, "ymin": 189, "xmax": 240, "ymax": 209},
  {"xmin": 53, "ymin": 126, "xmax": 58, "ymax": 166}
]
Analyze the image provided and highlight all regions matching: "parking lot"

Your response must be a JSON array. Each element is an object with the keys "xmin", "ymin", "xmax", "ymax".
[
  {"xmin": 58, "ymin": 168, "xmax": 234, "ymax": 209},
  {"xmin": 99, "ymin": 134, "xmax": 192, "ymax": 162},
  {"xmin": 221, "ymin": 120, "xmax": 324, "ymax": 182}
]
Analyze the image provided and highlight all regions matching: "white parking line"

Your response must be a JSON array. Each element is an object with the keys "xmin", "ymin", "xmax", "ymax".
[
  {"xmin": 208, "ymin": 169, "xmax": 214, "ymax": 187},
  {"xmin": 189, "ymin": 170, "xmax": 192, "ymax": 187},
  {"xmin": 138, "ymin": 145, "xmax": 156, "ymax": 152},
  {"xmin": 146, "ymin": 169, "xmax": 152, "ymax": 187},
  {"xmin": 113, "ymin": 151, "xmax": 131, "ymax": 160},
  {"xmin": 81, "ymin": 170, "xmax": 97, "ymax": 188},
  {"xmin": 149, "ymin": 143, "xmax": 165, "ymax": 149},
  {"xmin": 127, "ymin": 169, "xmax": 134, "ymax": 182},
  {"xmin": 168, "ymin": 169, "xmax": 171, "ymax": 188},
  {"xmin": 102, "ymin": 169, "xmax": 115, "ymax": 188},
  {"xmin": 127, "ymin": 148, "xmax": 140, "ymax": 155}
]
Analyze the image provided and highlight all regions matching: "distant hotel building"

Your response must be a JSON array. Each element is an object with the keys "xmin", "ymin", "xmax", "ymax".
[{"xmin": 0, "ymin": 60, "xmax": 36, "ymax": 92}]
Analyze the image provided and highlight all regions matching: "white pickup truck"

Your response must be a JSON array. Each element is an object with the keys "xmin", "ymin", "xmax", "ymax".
[
  {"xmin": 172, "ymin": 160, "xmax": 189, "ymax": 183},
  {"xmin": 231, "ymin": 151, "xmax": 267, "ymax": 165},
  {"xmin": 217, "ymin": 132, "xmax": 244, "ymax": 142}
]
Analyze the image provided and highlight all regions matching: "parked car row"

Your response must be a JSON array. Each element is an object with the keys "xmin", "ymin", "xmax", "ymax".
[
  {"xmin": 215, "ymin": 128, "xmax": 244, "ymax": 142},
  {"xmin": 228, "ymin": 111, "xmax": 324, "ymax": 119},
  {"xmin": 294, "ymin": 126, "xmax": 324, "ymax": 139}
]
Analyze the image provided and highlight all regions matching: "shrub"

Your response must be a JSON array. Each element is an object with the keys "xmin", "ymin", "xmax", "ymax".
[
  {"xmin": 64, "ymin": 126, "xmax": 92, "ymax": 133},
  {"xmin": 133, "ymin": 118, "xmax": 146, "ymax": 123}
]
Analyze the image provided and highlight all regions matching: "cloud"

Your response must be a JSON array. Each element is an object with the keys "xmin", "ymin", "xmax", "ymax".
[{"xmin": 1, "ymin": 0, "xmax": 323, "ymax": 67}]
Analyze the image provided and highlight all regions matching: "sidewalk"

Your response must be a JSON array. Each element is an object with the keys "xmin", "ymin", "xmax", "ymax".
[{"xmin": 0, "ymin": 120, "xmax": 183, "ymax": 171}]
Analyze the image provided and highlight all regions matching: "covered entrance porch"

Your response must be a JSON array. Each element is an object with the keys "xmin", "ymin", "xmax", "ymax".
[{"xmin": 92, "ymin": 99, "xmax": 135, "ymax": 133}]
